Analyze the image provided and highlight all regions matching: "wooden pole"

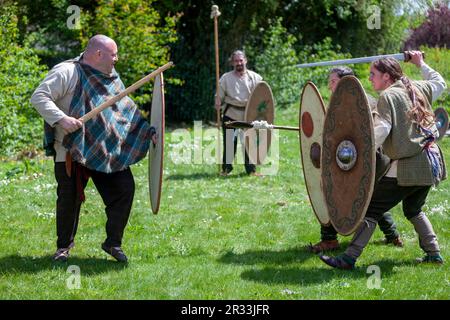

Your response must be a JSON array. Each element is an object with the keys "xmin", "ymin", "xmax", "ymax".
[
  {"xmin": 211, "ymin": 5, "xmax": 221, "ymax": 173},
  {"xmin": 224, "ymin": 121, "xmax": 300, "ymax": 131},
  {"xmin": 79, "ymin": 62, "xmax": 174, "ymax": 123}
]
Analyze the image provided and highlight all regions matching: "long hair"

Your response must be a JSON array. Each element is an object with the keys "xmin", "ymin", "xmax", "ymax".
[{"xmin": 372, "ymin": 58, "xmax": 434, "ymax": 128}]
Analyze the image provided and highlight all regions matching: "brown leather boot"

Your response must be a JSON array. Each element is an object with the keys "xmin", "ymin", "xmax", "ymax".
[
  {"xmin": 307, "ymin": 239, "xmax": 340, "ymax": 254},
  {"xmin": 385, "ymin": 236, "xmax": 404, "ymax": 247}
]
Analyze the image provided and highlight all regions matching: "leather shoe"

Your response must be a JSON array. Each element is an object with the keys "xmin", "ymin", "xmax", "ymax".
[
  {"xmin": 415, "ymin": 254, "xmax": 443, "ymax": 264},
  {"xmin": 307, "ymin": 239, "xmax": 340, "ymax": 253},
  {"xmin": 102, "ymin": 244, "xmax": 128, "ymax": 263},
  {"xmin": 319, "ymin": 254, "xmax": 355, "ymax": 270},
  {"xmin": 385, "ymin": 236, "xmax": 404, "ymax": 247},
  {"xmin": 53, "ymin": 248, "xmax": 70, "ymax": 262}
]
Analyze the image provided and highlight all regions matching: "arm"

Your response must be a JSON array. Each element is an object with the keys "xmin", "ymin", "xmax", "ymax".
[
  {"xmin": 408, "ymin": 51, "xmax": 447, "ymax": 102},
  {"xmin": 373, "ymin": 94, "xmax": 392, "ymax": 150},
  {"xmin": 30, "ymin": 63, "xmax": 82, "ymax": 134}
]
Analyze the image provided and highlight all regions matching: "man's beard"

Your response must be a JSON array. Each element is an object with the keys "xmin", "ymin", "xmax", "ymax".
[{"xmin": 235, "ymin": 65, "xmax": 244, "ymax": 72}]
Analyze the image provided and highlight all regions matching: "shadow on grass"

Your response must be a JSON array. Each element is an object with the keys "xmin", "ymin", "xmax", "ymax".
[
  {"xmin": 166, "ymin": 172, "xmax": 248, "ymax": 180},
  {"xmin": 218, "ymin": 246, "xmax": 313, "ymax": 266},
  {"xmin": 0, "ymin": 255, "xmax": 127, "ymax": 275},
  {"xmin": 219, "ymin": 246, "xmax": 416, "ymax": 285}
]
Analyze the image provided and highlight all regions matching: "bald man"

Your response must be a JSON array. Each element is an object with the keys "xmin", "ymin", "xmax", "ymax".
[{"xmin": 31, "ymin": 35, "xmax": 153, "ymax": 263}]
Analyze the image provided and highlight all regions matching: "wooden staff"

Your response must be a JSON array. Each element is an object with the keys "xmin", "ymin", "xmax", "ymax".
[
  {"xmin": 211, "ymin": 4, "xmax": 221, "ymax": 173},
  {"xmin": 79, "ymin": 62, "xmax": 174, "ymax": 123}
]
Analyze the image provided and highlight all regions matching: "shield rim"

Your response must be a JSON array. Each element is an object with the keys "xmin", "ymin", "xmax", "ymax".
[
  {"xmin": 321, "ymin": 76, "xmax": 376, "ymax": 236},
  {"xmin": 243, "ymin": 81, "xmax": 275, "ymax": 165},
  {"xmin": 435, "ymin": 107, "xmax": 449, "ymax": 141},
  {"xmin": 148, "ymin": 73, "xmax": 165, "ymax": 214},
  {"xmin": 299, "ymin": 81, "xmax": 330, "ymax": 226}
]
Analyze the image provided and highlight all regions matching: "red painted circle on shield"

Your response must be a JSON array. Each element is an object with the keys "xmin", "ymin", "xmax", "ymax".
[{"xmin": 302, "ymin": 112, "xmax": 314, "ymax": 138}]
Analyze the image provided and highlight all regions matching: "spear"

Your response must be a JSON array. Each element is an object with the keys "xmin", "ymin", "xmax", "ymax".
[
  {"xmin": 296, "ymin": 51, "xmax": 423, "ymax": 68},
  {"xmin": 225, "ymin": 120, "xmax": 300, "ymax": 132},
  {"xmin": 211, "ymin": 4, "xmax": 222, "ymax": 173}
]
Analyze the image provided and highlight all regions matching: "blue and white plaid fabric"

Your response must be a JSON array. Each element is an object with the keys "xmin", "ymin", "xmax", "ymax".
[
  {"xmin": 61, "ymin": 61, "xmax": 151, "ymax": 173},
  {"xmin": 421, "ymin": 125, "xmax": 444, "ymax": 186}
]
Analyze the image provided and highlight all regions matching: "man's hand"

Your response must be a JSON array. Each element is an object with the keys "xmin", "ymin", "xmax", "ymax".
[
  {"xmin": 407, "ymin": 50, "xmax": 424, "ymax": 67},
  {"xmin": 58, "ymin": 116, "xmax": 83, "ymax": 135}
]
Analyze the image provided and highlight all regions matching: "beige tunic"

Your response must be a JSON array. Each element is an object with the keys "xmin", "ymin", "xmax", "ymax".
[
  {"xmin": 218, "ymin": 70, "xmax": 262, "ymax": 121},
  {"xmin": 30, "ymin": 60, "xmax": 79, "ymax": 162}
]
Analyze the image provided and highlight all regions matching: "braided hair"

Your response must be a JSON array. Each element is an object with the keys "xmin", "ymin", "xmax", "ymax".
[{"xmin": 372, "ymin": 58, "xmax": 434, "ymax": 128}]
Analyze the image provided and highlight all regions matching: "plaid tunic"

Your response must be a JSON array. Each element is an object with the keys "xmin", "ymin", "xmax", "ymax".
[{"xmin": 61, "ymin": 62, "xmax": 151, "ymax": 173}]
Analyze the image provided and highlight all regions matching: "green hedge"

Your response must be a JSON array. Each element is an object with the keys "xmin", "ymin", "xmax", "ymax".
[{"xmin": 0, "ymin": 5, "xmax": 47, "ymax": 157}]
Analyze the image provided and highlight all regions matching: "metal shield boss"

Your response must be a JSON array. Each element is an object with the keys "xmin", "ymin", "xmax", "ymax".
[
  {"xmin": 299, "ymin": 82, "xmax": 330, "ymax": 225},
  {"xmin": 148, "ymin": 73, "xmax": 165, "ymax": 214},
  {"xmin": 434, "ymin": 107, "xmax": 449, "ymax": 141},
  {"xmin": 244, "ymin": 81, "xmax": 275, "ymax": 165},
  {"xmin": 321, "ymin": 76, "xmax": 376, "ymax": 235}
]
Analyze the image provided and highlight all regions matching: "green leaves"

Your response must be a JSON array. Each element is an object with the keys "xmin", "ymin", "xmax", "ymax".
[
  {"xmin": 0, "ymin": 4, "xmax": 47, "ymax": 156},
  {"xmin": 85, "ymin": 0, "xmax": 180, "ymax": 107}
]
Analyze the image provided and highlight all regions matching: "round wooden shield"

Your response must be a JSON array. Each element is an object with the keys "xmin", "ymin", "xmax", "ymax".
[
  {"xmin": 244, "ymin": 81, "xmax": 275, "ymax": 165},
  {"xmin": 321, "ymin": 76, "xmax": 376, "ymax": 236},
  {"xmin": 434, "ymin": 107, "xmax": 449, "ymax": 141},
  {"xmin": 299, "ymin": 82, "xmax": 329, "ymax": 225},
  {"xmin": 148, "ymin": 73, "xmax": 165, "ymax": 214}
]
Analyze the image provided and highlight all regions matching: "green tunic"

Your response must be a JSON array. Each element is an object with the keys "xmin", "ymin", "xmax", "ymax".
[{"xmin": 377, "ymin": 80, "xmax": 447, "ymax": 186}]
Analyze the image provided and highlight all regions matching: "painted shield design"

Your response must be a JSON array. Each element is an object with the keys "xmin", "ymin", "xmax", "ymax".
[
  {"xmin": 434, "ymin": 107, "xmax": 449, "ymax": 141},
  {"xmin": 299, "ymin": 81, "xmax": 329, "ymax": 225},
  {"xmin": 148, "ymin": 73, "xmax": 165, "ymax": 214},
  {"xmin": 244, "ymin": 81, "xmax": 275, "ymax": 165},
  {"xmin": 321, "ymin": 76, "xmax": 376, "ymax": 235}
]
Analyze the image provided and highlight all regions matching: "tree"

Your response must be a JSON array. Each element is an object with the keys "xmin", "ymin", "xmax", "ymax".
[
  {"xmin": 80, "ymin": 0, "xmax": 179, "ymax": 108},
  {"xmin": 404, "ymin": 2, "xmax": 450, "ymax": 49}
]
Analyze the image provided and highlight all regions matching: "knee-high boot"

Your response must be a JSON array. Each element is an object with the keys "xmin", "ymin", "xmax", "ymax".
[
  {"xmin": 409, "ymin": 212, "xmax": 440, "ymax": 255},
  {"xmin": 345, "ymin": 217, "xmax": 378, "ymax": 260}
]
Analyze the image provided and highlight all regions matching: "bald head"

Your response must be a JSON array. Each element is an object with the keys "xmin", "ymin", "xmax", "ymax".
[
  {"xmin": 85, "ymin": 35, "xmax": 115, "ymax": 54},
  {"xmin": 82, "ymin": 34, "xmax": 118, "ymax": 74}
]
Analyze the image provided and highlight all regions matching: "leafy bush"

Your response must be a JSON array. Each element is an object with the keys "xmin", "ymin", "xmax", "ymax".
[
  {"xmin": 84, "ymin": 0, "xmax": 180, "ymax": 108},
  {"xmin": 0, "ymin": 5, "xmax": 47, "ymax": 157}
]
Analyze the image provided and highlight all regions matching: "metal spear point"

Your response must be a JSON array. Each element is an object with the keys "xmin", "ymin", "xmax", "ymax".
[{"xmin": 296, "ymin": 51, "xmax": 420, "ymax": 68}]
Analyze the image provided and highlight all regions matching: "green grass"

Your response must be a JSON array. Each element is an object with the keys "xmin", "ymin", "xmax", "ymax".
[{"xmin": 0, "ymin": 106, "xmax": 449, "ymax": 300}]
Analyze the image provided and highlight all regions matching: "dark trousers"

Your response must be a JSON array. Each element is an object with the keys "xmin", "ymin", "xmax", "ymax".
[
  {"xmin": 222, "ymin": 115, "xmax": 256, "ymax": 174},
  {"xmin": 364, "ymin": 177, "xmax": 431, "ymax": 221},
  {"xmin": 321, "ymin": 211, "xmax": 399, "ymax": 241},
  {"xmin": 54, "ymin": 162, "xmax": 135, "ymax": 249},
  {"xmin": 323, "ymin": 177, "xmax": 430, "ymax": 242}
]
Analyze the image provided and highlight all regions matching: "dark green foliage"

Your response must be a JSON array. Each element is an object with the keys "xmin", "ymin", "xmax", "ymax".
[
  {"xmin": 83, "ymin": 0, "xmax": 180, "ymax": 108},
  {"xmin": 157, "ymin": 0, "xmax": 433, "ymax": 121},
  {"xmin": 0, "ymin": 4, "xmax": 48, "ymax": 156}
]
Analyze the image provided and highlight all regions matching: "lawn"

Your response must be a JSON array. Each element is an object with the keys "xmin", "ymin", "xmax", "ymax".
[{"xmin": 0, "ymin": 104, "xmax": 449, "ymax": 300}]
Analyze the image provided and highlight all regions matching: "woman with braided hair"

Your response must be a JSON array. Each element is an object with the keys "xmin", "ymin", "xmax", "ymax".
[
  {"xmin": 319, "ymin": 51, "xmax": 447, "ymax": 270},
  {"xmin": 308, "ymin": 66, "xmax": 403, "ymax": 254}
]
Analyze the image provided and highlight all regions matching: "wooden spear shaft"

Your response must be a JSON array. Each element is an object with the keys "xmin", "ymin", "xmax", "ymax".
[
  {"xmin": 224, "ymin": 121, "xmax": 300, "ymax": 131},
  {"xmin": 79, "ymin": 61, "xmax": 174, "ymax": 123},
  {"xmin": 211, "ymin": 5, "xmax": 222, "ymax": 172}
]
